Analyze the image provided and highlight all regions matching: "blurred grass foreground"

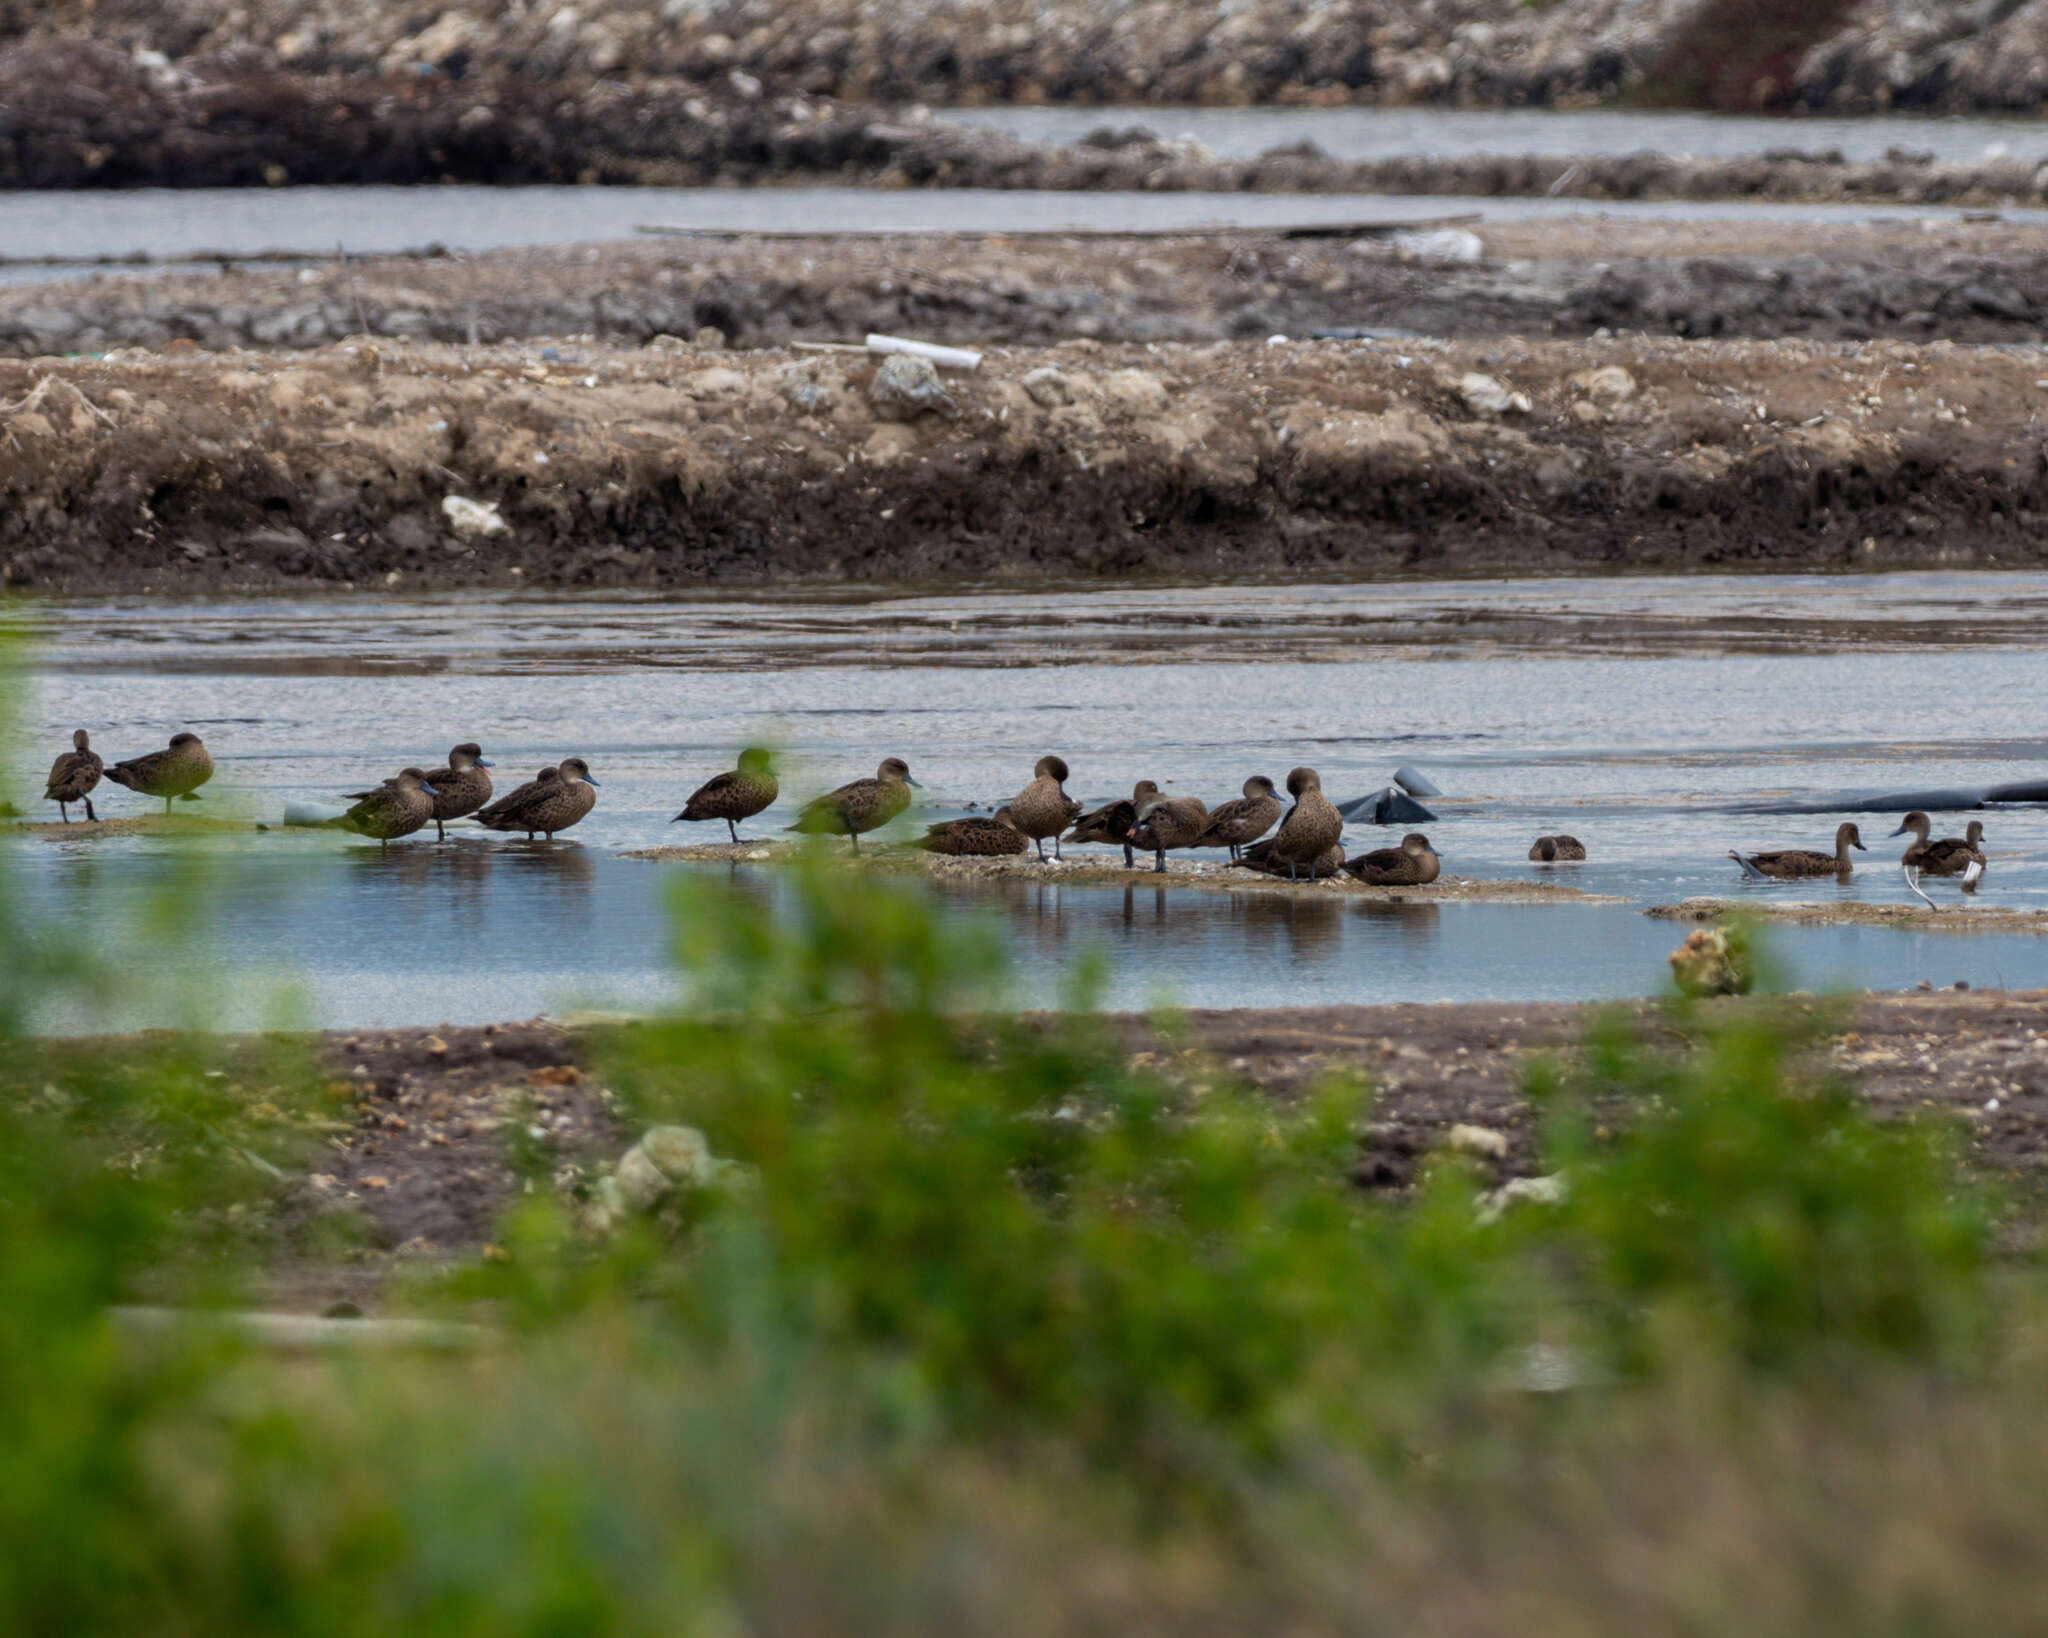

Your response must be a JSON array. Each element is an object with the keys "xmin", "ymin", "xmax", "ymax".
[{"xmin": 5, "ymin": 833, "xmax": 2048, "ymax": 1636}]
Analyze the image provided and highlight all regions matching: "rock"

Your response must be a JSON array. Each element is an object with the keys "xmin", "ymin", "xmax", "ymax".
[
  {"xmin": 1569, "ymin": 364, "xmax": 1636, "ymax": 403},
  {"xmin": 776, "ymin": 361, "xmax": 835, "ymax": 414},
  {"xmin": 441, "ymin": 495, "xmax": 508, "ymax": 538},
  {"xmin": 1021, "ymin": 365, "xmax": 1074, "ymax": 408},
  {"xmin": 1458, "ymin": 372, "xmax": 1531, "ymax": 416},
  {"xmin": 611, "ymin": 1123, "xmax": 717, "ymax": 1213},
  {"xmin": 1477, "ymin": 1173, "xmax": 1567, "ymax": 1224},
  {"xmin": 1669, "ymin": 925, "xmax": 1754, "ymax": 997},
  {"xmin": 868, "ymin": 353, "xmax": 956, "ymax": 421},
  {"xmin": 687, "ymin": 366, "xmax": 748, "ymax": 398},
  {"xmin": 1100, "ymin": 368, "xmax": 1169, "ymax": 416},
  {"xmin": 1447, "ymin": 1123, "xmax": 1509, "ymax": 1160},
  {"xmin": 1390, "ymin": 227, "xmax": 1484, "ymax": 265}
]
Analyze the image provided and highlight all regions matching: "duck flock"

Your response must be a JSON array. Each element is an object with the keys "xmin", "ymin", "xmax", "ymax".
[{"xmin": 38, "ymin": 731, "xmax": 1997, "ymax": 897}]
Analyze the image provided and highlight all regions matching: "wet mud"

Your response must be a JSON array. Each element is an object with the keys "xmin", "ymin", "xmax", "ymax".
[
  {"xmin": 1650, "ymin": 895, "xmax": 2048, "ymax": 936},
  {"xmin": 6, "ymin": 331, "xmax": 2047, "ymax": 595}
]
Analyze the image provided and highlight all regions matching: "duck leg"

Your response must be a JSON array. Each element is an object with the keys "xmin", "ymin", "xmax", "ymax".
[
  {"xmin": 1122, "ymin": 841, "xmax": 1134, "ymax": 870},
  {"xmin": 57, "ymin": 803, "xmax": 68, "ymax": 823},
  {"xmin": 1036, "ymin": 837, "xmax": 1048, "ymax": 862},
  {"xmin": 84, "ymin": 797, "xmax": 96, "ymax": 821},
  {"xmin": 1153, "ymin": 845, "xmax": 1166, "ymax": 874},
  {"xmin": 849, "ymin": 832, "xmax": 860, "ymax": 854},
  {"xmin": 436, "ymin": 818, "xmax": 447, "ymax": 842},
  {"xmin": 727, "ymin": 818, "xmax": 739, "ymax": 844},
  {"xmin": 163, "ymin": 796, "xmax": 174, "ymax": 815}
]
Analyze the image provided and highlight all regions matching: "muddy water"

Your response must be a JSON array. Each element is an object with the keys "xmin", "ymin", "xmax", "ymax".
[
  {"xmin": 3, "ymin": 183, "xmax": 2044, "ymax": 282},
  {"xmin": 7, "ymin": 573, "xmax": 2047, "ymax": 1027}
]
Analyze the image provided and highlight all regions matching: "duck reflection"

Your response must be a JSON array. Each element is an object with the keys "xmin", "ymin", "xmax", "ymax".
[{"xmin": 1352, "ymin": 898, "xmax": 1441, "ymax": 936}]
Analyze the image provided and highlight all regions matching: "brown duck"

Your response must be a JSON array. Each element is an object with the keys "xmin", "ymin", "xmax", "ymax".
[
  {"xmin": 1346, "ymin": 831, "xmax": 1441, "ymax": 886},
  {"xmin": 789, "ymin": 757, "xmax": 920, "ymax": 851},
  {"xmin": 1063, "ymin": 789, "xmax": 1141, "ymax": 869},
  {"xmin": 1007, "ymin": 756, "xmax": 1084, "ymax": 861},
  {"xmin": 1233, "ymin": 838, "xmax": 1346, "ymax": 879},
  {"xmin": 914, "ymin": 806, "xmax": 1030, "ymax": 857},
  {"xmin": 1128, "ymin": 780, "xmax": 1210, "ymax": 874},
  {"xmin": 1528, "ymin": 835, "xmax": 1587, "ymax": 863},
  {"xmin": 337, "ymin": 767, "xmax": 440, "ymax": 849},
  {"xmin": 1264, "ymin": 766, "xmax": 1343, "ymax": 881},
  {"xmin": 674, "ymin": 747, "xmax": 778, "ymax": 843},
  {"xmin": 1730, "ymin": 821, "xmax": 1865, "ymax": 880},
  {"xmin": 1196, "ymin": 775, "xmax": 1283, "ymax": 861},
  {"xmin": 104, "ymin": 732, "xmax": 213, "ymax": 813},
  {"xmin": 475, "ymin": 767, "xmax": 560, "ymax": 838},
  {"xmin": 1892, "ymin": 812, "xmax": 1987, "ymax": 895},
  {"xmin": 422, "ymin": 742, "xmax": 494, "ymax": 840},
  {"xmin": 475, "ymin": 760, "xmax": 601, "ymax": 839},
  {"xmin": 43, "ymin": 729, "xmax": 103, "ymax": 823}
]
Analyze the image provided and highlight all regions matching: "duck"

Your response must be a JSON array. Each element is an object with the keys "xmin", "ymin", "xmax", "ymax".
[
  {"xmin": 1528, "ymin": 835, "xmax": 1587, "ymax": 863},
  {"xmin": 914, "ymin": 806, "xmax": 1031, "ymax": 857},
  {"xmin": 789, "ymin": 757, "xmax": 919, "ymax": 851},
  {"xmin": 1196, "ymin": 775, "xmax": 1283, "ymax": 861},
  {"xmin": 43, "ymin": 729, "xmax": 103, "ymax": 823},
  {"xmin": 475, "ymin": 766, "xmax": 559, "ymax": 839},
  {"xmin": 673, "ymin": 747, "xmax": 779, "ymax": 843},
  {"xmin": 1730, "ymin": 821, "xmax": 1864, "ymax": 881},
  {"xmin": 1233, "ymin": 838, "xmax": 1346, "ymax": 879},
  {"xmin": 1063, "ymin": 789, "xmax": 1141, "ymax": 869},
  {"xmin": 1346, "ymin": 832, "xmax": 1441, "ymax": 886},
  {"xmin": 1892, "ymin": 811, "xmax": 1987, "ymax": 901},
  {"xmin": 103, "ymin": 732, "xmax": 213, "ymax": 813},
  {"xmin": 1263, "ymin": 766, "xmax": 1344, "ymax": 881},
  {"xmin": 1128, "ymin": 780, "xmax": 1210, "ymax": 874},
  {"xmin": 336, "ymin": 768, "xmax": 439, "ymax": 849},
  {"xmin": 421, "ymin": 742, "xmax": 494, "ymax": 840},
  {"xmin": 1007, "ymin": 756, "xmax": 1084, "ymax": 862}
]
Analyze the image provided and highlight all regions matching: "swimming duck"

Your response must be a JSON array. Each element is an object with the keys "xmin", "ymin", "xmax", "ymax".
[
  {"xmin": 1528, "ymin": 835, "xmax": 1587, "ymax": 863},
  {"xmin": 1128, "ymin": 780, "xmax": 1210, "ymax": 874},
  {"xmin": 43, "ymin": 729, "xmax": 103, "ymax": 823},
  {"xmin": 422, "ymin": 742, "xmax": 494, "ymax": 840},
  {"xmin": 1730, "ymin": 821, "xmax": 1864, "ymax": 881},
  {"xmin": 914, "ymin": 806, "xmax": 1031, "ymax": 857},
  {"xmin": 337, "ymin": 767, "xmax": 439, "ymax": 849},
  {"xmin": 1892, "ymin": 811, "xmax": 1986, "ymax": 901},
  {"xmin": 103, "ymin": 732, "xmax": 213, "ymax": 813},
  {"xmin": 1233, "ymin": 838, "xmax": 1346, "ymax": 879},
  {"xmin": 474, "ymin": 767, "xmax": 560, "ymax": 839},
  {"xmin": 1264, "ymin": 766, "xmax": 1344, "ymax": 881},
  {"xmin": 1346, "ymin": 832, "xmax": 1441, "ymax": 886},
  {"xmin": 1063, "ymin": 789, "xmax": 1141, "ymax": 869},
  {"xmin": 1196, "ymin": 775, "xmax": 1283, "ymax": 861},
  {"xmin": 789, "ymin": 757, "xmax": 920, "ymax": 851},
  {"xmin": 674, "ymin": 747, "xmax": 779, "ymax": 843},
  {"xmin": 1007, "ymin": 755, "xmax": 1085, "ymax": 861}
]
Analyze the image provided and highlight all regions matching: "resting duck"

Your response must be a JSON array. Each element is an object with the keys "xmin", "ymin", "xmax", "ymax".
[
  {"xmin": 43, "ymin": 729, "xmax": 103, "ymax": 823},
  {"xmin": 337, "ymin": 768, "xmax": 439, "ymax": 848},
  {"xmin": 1233, "ymin": 838, "xmax": 1346, "ymax": 879},
  {"xmin": 789, "ymin": 757, "xmax": 919, "ymax": 851},
  {"xmin": 1730, "ymin": 821, "xmax": 1864, "ymax": 880},
  {"xmin": 1007, "ymin": 756, "xmax": 1084, "ymax": 862},
  {"xmin": 1064, "ymin": 788, "xmax": 1141, "ymax": 869},
  {"xmin": 1528, "ymin": 835, "xmax": 1586, "ymax": 863},
  {"xmin": 1196, "ymin": 775, "xmax": 1283, "ymax": 861},
  {"xmin": 104, "ymin": 732, "xmax": 213, "ymax": 813},
  {"xmin": 914, "ymin": 806, "xmax": 1030, "ymax": 856},
  {"xmin": 1128, "ymin": 780, "xmax": 1210, "ymax": 874},
  {"xmin": 1346, "ymin": 831, "xmax": 1440, "ymax": 886},
  {"xmin": 422, "ymin": 742, "xmax": 494, "ymax": 840},
  {"xmin": 475, "ymin": 759, "xmax": 601, "ymax": 839},
  {"xmin": 674, "ymin": 747, "xmax": 778, "ymax": 843},
  {"xmin": 1263, "ymin": 766, "xmax": 1343, "ymax": 881},
  {"xmin": 1892, "ymin": 811, "xmax": 1986, "ymax": 901}
]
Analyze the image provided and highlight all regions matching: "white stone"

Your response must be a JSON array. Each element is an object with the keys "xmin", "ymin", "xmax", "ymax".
[{"xmin": 441, "ymin": 495, "xmax": 507, "ymax": 538}]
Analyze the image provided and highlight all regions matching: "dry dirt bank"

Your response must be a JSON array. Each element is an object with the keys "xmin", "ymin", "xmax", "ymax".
[
  {"xmin": 14, "ymin": 217, "xmax": 2048, "ymax": 359},
  {"xmin": 151, "ymin": 987, "xmax": 2048, "ymax": 1296},
  {"xmin": 5, "ymin": 332, "xmax": 2046, "ymax": 594},
  {"xmin": 6, "ymin": 0, "xmax": 2046, "ymax": 114}
]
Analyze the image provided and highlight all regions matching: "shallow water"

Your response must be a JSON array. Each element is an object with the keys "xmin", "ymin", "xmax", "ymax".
[
  {"xmin": 3, "ymin": 183, "xmax": 2044, "ymax": 285},
  {"xmin": 942, "ymin": 105, "xmax": 2048, "ymax": 166},
  {"xmin": 7, "ymin": 573, "xmax": 2046, "ymax": 1027}
]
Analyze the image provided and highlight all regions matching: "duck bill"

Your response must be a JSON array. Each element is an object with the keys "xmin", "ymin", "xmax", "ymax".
[
  {"xmin": 422, "ymin": 783, "xmax": 440, "ymax": 795},
  {"xmin": 1887, "ymin": 824, "xmax": 1908, "ymax": 837},
  {"xmin": 477, "ymin": 759, "xmax": 494, "ymax": 768},
  {"xmin": 904, "ymin": 776, "xmax": 923, "ymax": 788},
  {"xmin": 582, "ymin": 776, "xmax": 601, "ymax": 787}
]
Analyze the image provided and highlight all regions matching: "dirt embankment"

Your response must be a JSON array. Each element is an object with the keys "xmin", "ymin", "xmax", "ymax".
[
  {"xmin": 12, "ymin": 220, "xmax": 2048, "ymax": 360},
  {"xmin": 13, "ymin": 40, "xmax": 2048, "ymax": 200},
  {"xmin": 4, "ymin": 332, "xmax": 2045, "ymax": 594},
  {"xmin": 7, "ymin": 0, "xmax": 2048, "ymax": 114},
  {"xmin": 216, "ymin": 988, "xmax": 2048, "ymax": 1282}
]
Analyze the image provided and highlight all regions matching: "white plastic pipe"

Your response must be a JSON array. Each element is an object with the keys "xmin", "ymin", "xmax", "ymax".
[{"xmin": 866, "ymin": 333, "xmax": 983, "ymax": 371}]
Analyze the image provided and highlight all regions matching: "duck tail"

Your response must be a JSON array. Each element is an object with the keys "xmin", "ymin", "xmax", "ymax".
[{"xmin": 1729, "ymin": 850, "xmax": 1766, "ymax": 881}]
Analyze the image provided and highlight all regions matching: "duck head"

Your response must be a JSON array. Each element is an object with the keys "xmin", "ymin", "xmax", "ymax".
[
  {"xmin": 1888, "ymin": 810, "xmax": 1932, "ymax": 840},
  {"xmin": 560, "ymin": 757, "xmax": 599, "ymax": 787},
  {"xmin": 1402, "ymin": 832, "xmax": 1434, "ymax": 857},
  {"xmin": 1835, "ymin": 821, "xmax": 1866, "ymax": 852},
  {"xmin": 1033, "ymin": 755, "xmax": 1070, "ymax": 784},
  {"xmin": 1242, "ymin": 774, "xmax": 1277, "ymax": 800},
  {"xmin": 396, "ymin": 767, "xmax": 440, "ymax": 796},
  {"xmin": 71, "ymin": 729, "xmax": 91, "ymax": 751},
  {"xmin": 450, "ymin": 741, "xmax": 492, "ymax": 770},
  {"xmin": 993, "ymin": 805, "xmax": 1020, "ymax": 830},
  {"xmin": 1533, "ymin": 836, "xmax": 1557, "ymax": 862},
  {"xmin": 1285, "ymin": 766, "xmax": 1321, "ymax": 798},
  {"xmin": 1965, "ymin": 820, "xmax": 1986, "ymax": 846},
  {"xmin": 878, "ymin": 757, "xmax": 920, "ymax": 788},
  {"xmin": 1130, "ymin": 779, "xmax": 1164, "ymax": 820},
  {"xmin": 738, "ymin": 746, "xmax": 775, "ymax": 776},
  {"xmin": 169, "ymin": 732, "xmax": 203, "ymax": 750}
]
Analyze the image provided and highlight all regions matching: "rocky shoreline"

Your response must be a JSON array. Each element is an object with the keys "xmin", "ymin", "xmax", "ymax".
[
  {"xmin": 4, "ymin": 331, "xmax": 2045, "ymax": 595},
  {"xmin": 15, "ymin": 40, "xmax": 2048, "ymax": 200}
]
